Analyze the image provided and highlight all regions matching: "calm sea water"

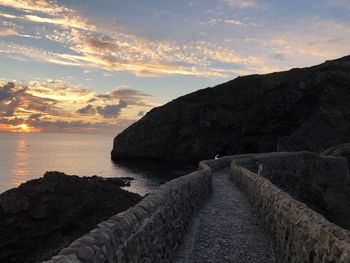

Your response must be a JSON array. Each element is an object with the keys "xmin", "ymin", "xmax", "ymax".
[{"xmin": 0, "ymin": 133, "xmax": 195, "ymax": 195}]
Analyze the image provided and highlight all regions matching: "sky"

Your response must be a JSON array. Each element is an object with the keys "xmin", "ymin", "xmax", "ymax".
[{"xmin": 0, "ymin": 0, "xmax": 349, "ymax": 133}]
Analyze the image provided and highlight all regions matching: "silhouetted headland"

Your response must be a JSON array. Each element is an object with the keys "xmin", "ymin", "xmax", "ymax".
[{"xmin": 112, "ymin": 55, "xmax": 350, "ymax": 161}]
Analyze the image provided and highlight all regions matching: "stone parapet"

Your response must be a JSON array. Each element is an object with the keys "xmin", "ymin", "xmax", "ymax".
[
  {"xmin": 231, "ymin": 154, "xmax": 350, "ymax": 262},
  {"xmin": 43, "ymin": 166, "xmax": 212, "ymax": 263}
]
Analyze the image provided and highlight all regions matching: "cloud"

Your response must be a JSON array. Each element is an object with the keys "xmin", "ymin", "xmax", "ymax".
[
  {"xmin": 96, "ymin": 101, "xmax": 128, "ymax": 118},
  {"xmin": 0, "ymin": 41, "xmax": 85, "ymax": 66},
  {"xmin": 28, "ymin": 113, "xmax": 42, "ymax": 119},
  {"xmin": 270, "ymin": 51, "xmax": 287, "ymax": 61},
  {"xmin": 0, "ymin": 81, "xmax": 15, "ymax": 100},
  {"xmin": 0, "ymin": 116, "xmax": 134, "ymax": 133},
  {"xmin": 1, "ymin": 0, "xmax": 346, "ymax": 81},
  {"xmin": 0, "ymin": 0, "xmax": 272, "ymax": 78},
  {"xmin": 0, "ymin": 82, "xmax": 28, "ymax": 116},
  {"xmin": 0, "ymin": 0, "xmax": 95, "ymax": 30},
  {"xmin": 96, "ymin": 87, "xmax": 154, "ymax": 107},
  {"xmin": 0, "ymin": 0, "xmax": 66, "ymax": 14},
  {"xmin": 23, "ymin": 14, "xmax": 95, "ymax": 30},
  {"xmin": 0, "ymin": 28, "xmax": 17, "ymax": 36},
  {"xmin": 224, "ymin": 19, "xmax": 243, "ymax": 26},
  {"xmin": 108, "ymin": 88, "xmax": 153, "ymax": 99},
  {"xmin": 223, "ymin": 0, "xmax": 258, "ymax": 8},
  {"xmin": 77, "ymin": 100, "xmax": 128, "ymax": 118},
  {"xmin": 262, "ymin": 18, "xmax": 350, "ymax": 67},
  {"xmin": 76, "ymin": 104, "xmax": 96, "ymax": 115},
  {"xmin": 224, "ymin": 19, "xmax": 261, "ymax": 27},
  {"xmin": 0, "ymin": 80, "xmax": 155, "ymax": 132}
]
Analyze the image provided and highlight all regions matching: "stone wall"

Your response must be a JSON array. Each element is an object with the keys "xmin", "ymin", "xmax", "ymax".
[
  {"xmin": 231, "ymin": 154, "xmax": 350, "ymax": 262},
  {"xmin": 43, "ymin": 152, "xmax": 350, "ymax": 262},
  {"xmin": 236, "ymin": 152, "xmax": 350, "ymax": 230},
  {"xmin": 43, "ymin": 163, "xmax": 213, "ymax": 263}
]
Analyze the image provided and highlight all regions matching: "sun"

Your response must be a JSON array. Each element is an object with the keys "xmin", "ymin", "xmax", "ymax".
[
  {"xmin": 17, "ymin": 124, "xmax": 30, "ymax": 132},
  {"xmin": 1, "ymin": 123, "xmax": 42, "ymax": 133}
]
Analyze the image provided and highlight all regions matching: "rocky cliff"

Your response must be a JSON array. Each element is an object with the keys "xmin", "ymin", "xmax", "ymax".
[{"xmin": 112, "ymin": 55, "xmax": 350, "ymax": 161}]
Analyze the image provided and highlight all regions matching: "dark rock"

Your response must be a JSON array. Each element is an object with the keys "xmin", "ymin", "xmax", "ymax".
[
  {"xmin": 0, "ymin": 171, "xmax": 141, "ymax": 263},
  {"xmin": 76, "ymin": 246, "xmax": 94, "ymax": 261},
  {"xmin": 112, "ymin": 55, "xmax": 350, "ymax": 161},
  {"xmin": 0, "ymin": 191, "xmax": 29, "ymax": 213},
  {"xmin": 323, "ymin": 143, "xmax": 350, "ymax": 169},
  {"xmin": 103, "ymin": 177, "xmax": 134, "ymax": 187}
]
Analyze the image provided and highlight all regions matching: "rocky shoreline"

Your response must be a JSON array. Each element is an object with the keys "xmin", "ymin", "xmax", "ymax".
[{"xmin": 0, "ymin": 171, "xmax": 141, "ymax": 263}]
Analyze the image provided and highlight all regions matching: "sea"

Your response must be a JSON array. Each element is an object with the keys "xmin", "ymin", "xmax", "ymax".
[{"xmin": 0, "ymin": 132, "xmax": 195, "ymax": 196}]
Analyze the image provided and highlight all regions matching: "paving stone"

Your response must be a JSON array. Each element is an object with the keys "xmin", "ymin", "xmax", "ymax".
[{"xmin": 173, "ymin": 169, "xmax": 275, "ymax": 263}]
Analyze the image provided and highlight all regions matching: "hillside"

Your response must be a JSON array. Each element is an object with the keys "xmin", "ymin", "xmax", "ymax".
[{"xmin": 112, "ymin": 55, "xmax": 350, "ymax": 161}]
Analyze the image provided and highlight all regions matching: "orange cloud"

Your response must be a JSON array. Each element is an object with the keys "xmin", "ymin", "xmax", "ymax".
[
  {"xmin": 0, "ymin": 80, "xmax": 156, "ymax": 133},
  {"xmin": 0, "ymin": 0, "xmax": 95, "ymax": 31},
  {"xmin": 0, "ymin": 0, "xmax": 66, "ymax": 14},
  {"xmin": 0, "ymin": 28, "xmax": 17, "ymax": 36},
  {"xmin": 24, "ymin": 14, "xmax": 95, "ymax": 30},
  {"xmin": 0, "ymin": 0, "xmax": 272, "ymax": 78}
]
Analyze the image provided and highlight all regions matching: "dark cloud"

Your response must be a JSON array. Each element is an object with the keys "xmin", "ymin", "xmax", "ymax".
[
  {"xmin": 96, "ymin": 88, "xmax": 154, "ymax": 106},
  {"xmin": 0, "ymin": 82, "xmax": 65, "ymax": 118},
  {"xmin": 0, "ymin": 82, "xmax": 15, "ymax": 100},
  {"xmin": 84, "ymin": 34, "xmax": 116, "ymax": 52},
  {"xmin": 29, "ymin": 113, "xmax": 42, "ymax": 119},
  {"xmin": 270, "ymin": 52, "xmax": 286, "ymax": 61},
  {"xmin": 25, "ymin": 94, "xmax": 64, "ymax": 116},
  {"xmin": 96, "ymin": 100, "xmax": 127, "ymax": 118},
  {"xmin": 76, "ymin": 100, "xmax": 128, "ymax": 118},
  {"xmin": 109, "ymin": 88, "xmax": 153, "ymax": 99},
  {"xmin": 0, "ymin": 80, "xmax": 155, "ymax": 133},
  {"xmin": 0, "ymin": 82, "xmax": 28, "ymax": 116},
  {"xmin": 4, "ymin": 98, "xmax": 20, "ymax": 116},
  {"xmin": 76, "ymin": 104, "xmax": 96, "ymax": 115},
  {"xmin": 87, "ymin": 97, "xmax": 98, "ymax": 103},
  {"xmin": 0, "ymin": 117, "xmax": 23, "ymax": 126}
]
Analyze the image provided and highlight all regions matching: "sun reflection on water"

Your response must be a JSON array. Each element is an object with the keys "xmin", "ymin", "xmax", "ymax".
[{"xmin": 12, "ymin": 134, "xmax": 30, "ymax": 187}]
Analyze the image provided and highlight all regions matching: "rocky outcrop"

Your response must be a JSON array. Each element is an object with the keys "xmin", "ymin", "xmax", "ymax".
[
  {"xmin": 112, "ymin": 55, "xmax": 350, "ymax": 161},
  {"xmin": 0, "ymin": 172, "xmax": 141, "ymax": 263}
]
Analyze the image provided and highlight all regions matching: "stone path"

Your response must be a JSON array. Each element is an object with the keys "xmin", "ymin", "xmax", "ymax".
[{"xmin": 173, "ymin": 169, "xmax": 275, "ymax": 263}]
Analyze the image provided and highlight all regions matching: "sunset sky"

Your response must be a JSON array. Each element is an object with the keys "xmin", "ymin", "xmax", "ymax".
[{"xmin": 0, "ymin": 0, "xmax": 349, "ymax": 133}]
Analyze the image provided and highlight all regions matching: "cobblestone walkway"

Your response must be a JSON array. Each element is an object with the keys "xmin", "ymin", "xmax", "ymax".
[{"xmin": 173, "ymin": 170, "xmax": 275, "ymax": 263}]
